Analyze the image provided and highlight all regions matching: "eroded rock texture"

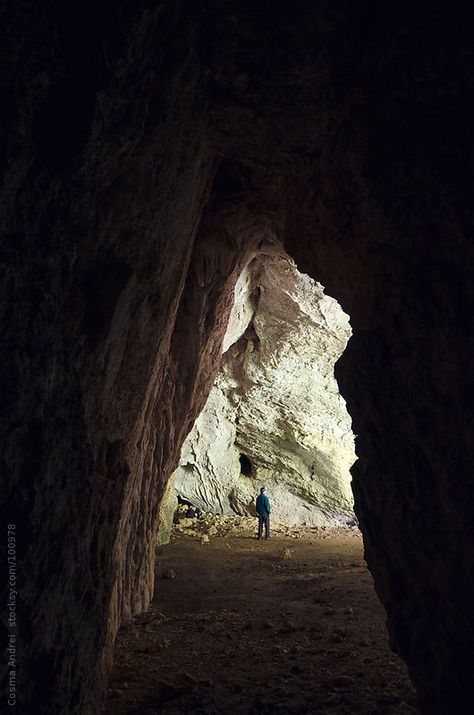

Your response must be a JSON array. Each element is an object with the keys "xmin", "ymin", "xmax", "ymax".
[
  {"xmin": 1, "ymin": 2, "xmax": 473, "ymax": 714},
  {"xmin": 174, "ymin": 255, "xmax": 355, "ymax": 527}
]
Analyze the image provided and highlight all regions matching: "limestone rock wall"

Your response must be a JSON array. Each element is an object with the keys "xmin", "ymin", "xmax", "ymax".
[{"xmin": 174, "ymin": 255, "xmax": 356, "ymax": 527}]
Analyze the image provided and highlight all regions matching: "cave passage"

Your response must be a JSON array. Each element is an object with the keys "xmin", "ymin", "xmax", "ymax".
[{"xmin": 103, "ymin": 256, "xmax": 414, "ymax": 713}]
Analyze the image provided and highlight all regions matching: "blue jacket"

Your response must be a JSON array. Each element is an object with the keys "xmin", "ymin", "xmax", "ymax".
[{"xmin": 256, "ymin": 493, "xmax": 271, "ymax": 516}]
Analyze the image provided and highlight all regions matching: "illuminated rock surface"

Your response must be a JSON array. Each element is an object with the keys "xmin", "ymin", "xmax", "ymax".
[{"xmin": 173, "ymin": 255, "xmax": 356, "ymax": 526}]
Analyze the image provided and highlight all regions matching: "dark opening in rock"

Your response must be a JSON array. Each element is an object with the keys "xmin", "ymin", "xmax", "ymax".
[{"xmin": 239, "ymin": 453, "xmax": 253, "ymax": 476}]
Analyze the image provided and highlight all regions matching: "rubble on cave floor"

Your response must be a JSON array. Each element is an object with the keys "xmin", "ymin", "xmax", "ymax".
[{"xmin": 171, "ymin": 505, "xmax": 360, "ymax": 542}]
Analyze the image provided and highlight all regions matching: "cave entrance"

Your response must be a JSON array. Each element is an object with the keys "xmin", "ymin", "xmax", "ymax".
[
  {"xmin": 172, "ymin": 252, "xmax": 356, "ymax": 529},
  {"xmin": 107, "ymin": 253, "xmax": 416, "ymax": 712}
]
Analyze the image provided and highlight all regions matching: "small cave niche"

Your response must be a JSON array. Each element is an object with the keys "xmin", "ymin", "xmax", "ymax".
[
  {"xmin": 241, "ymin": 322, "xmax": 260, "ymax": 354},
  {"xmin": 239, "ymin": 453, "xmax": 253, "ymax": 476}
]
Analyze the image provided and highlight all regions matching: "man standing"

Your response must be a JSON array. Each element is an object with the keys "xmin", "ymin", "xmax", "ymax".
[{"xmin": 256, "ymin": 486, "xmax": 271, "ymax": 540}]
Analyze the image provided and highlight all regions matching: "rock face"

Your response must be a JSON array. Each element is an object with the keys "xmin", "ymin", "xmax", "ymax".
[
  {"xmin": 174, "ymin": 255, "xmax": 355, "ymax": 527},
  {"xmin": 1, "ymin": 4, "xmax": 474, "ymax": 715}
]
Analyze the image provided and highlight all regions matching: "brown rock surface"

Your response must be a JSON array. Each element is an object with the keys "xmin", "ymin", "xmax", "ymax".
[{"xmin": 1, "ymin": 3, "xmax": 473, "ymax": 714}]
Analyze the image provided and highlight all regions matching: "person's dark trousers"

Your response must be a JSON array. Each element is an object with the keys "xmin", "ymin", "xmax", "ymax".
[{"xmin": 258, "ymin": 514, "xmax": 270, "ymax": 539}]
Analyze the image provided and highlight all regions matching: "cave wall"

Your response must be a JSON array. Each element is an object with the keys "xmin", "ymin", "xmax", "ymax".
[
  {"xmin": 1, "ymin": 2, "xmax": 224, "ymax": 711},
  {"xmin": 280, "ymin": 11, "xmax": 474, "ymax": 712},
  {"xmin": 1, "ymin": 2, "xmax": 473, "ymax": 714}
]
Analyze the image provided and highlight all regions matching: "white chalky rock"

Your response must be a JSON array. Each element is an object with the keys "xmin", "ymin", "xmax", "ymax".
[{"xmin": 172, "ymin": 254, "xmax": 356, "ymax": 527}]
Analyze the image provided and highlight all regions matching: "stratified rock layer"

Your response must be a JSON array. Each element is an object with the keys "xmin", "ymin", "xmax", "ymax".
[{"xmin": 174, "ymin": 256, "xmax": 355, "ymax": 527}]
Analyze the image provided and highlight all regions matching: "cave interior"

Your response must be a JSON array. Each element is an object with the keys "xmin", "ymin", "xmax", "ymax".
[{"xmin": 1, "ymin": 2, "xmax": 474, "ymax": 714}]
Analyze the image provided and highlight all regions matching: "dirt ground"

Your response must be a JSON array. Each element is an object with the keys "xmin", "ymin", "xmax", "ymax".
[{"xmin": 105, "ymin": 523, "xmax": 418, "ymax": 715}]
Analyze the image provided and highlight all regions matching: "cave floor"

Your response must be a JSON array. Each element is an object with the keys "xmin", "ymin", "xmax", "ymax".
[{"xmin": 105, "ymin": 532, "xmax": 418, "ymax": 714}]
